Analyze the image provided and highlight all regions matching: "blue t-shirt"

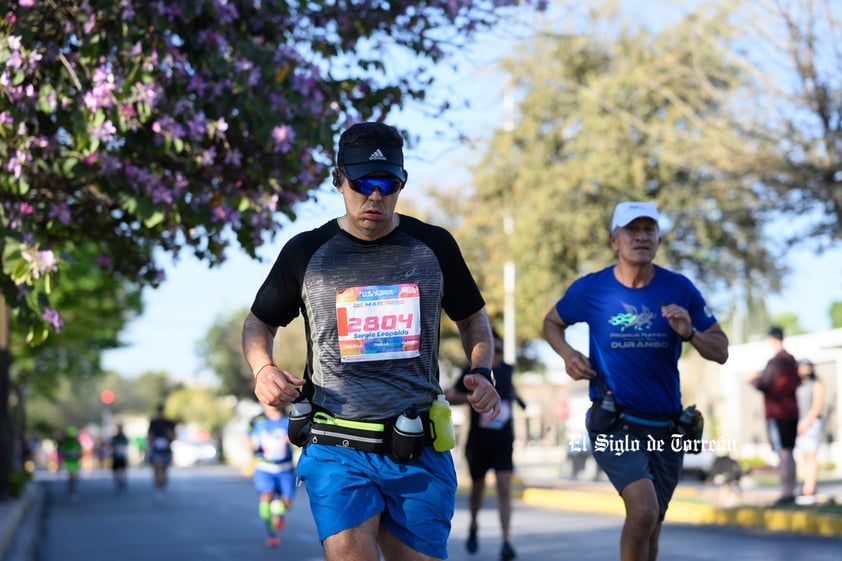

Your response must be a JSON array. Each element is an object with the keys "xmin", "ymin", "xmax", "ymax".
[
  {"xmin": 554, "ymin": 265, "xmax": 717, "ymax": 417},
  {"xmin": 248, "ymin": 414, "xmax": 293, "ymax": 465}
]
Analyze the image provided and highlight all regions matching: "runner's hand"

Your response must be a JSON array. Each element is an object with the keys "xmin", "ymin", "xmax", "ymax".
[
  {"xmin": 254, "ymin": 367, "xmax": 306, "ymax": 407},
  {"xmin": 464, "ymin": 374, "xmax": 501, "ymax": 420}
]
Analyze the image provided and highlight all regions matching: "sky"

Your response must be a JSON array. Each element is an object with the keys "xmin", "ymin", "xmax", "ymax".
[{"xmin": 100, "ymin": 5, "xmax": 842, "ymax": 382}]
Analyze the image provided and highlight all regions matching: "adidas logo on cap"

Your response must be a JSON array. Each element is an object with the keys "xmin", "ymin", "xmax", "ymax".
[{"xmin": 368, "ymin": 149, "xmax": 386, "ymax": 161}]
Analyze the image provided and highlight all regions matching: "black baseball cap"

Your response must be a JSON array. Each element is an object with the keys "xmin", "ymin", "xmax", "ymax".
[
  {"xmin": 336, "ymin": 144, "xmax": 406, "ymax": 181},
  {"xmin": 767, "ymin": 326, "xmax": 784, "ymax": 341}
]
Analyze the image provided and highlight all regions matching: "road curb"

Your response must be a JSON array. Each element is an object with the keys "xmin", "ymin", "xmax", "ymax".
[
  {"xmin": 522, "ymin": 487, "xmax": 842, "ymax": 538},
  {"xmin": 0, "ymin": 483, "xmax": 37, "ymax": 560}
]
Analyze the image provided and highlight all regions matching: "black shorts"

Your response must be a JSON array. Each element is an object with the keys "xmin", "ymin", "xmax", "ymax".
[
  {"xmin": 112, "ymin": 457, "xmax": 127, "ymax": 470},
  {"xmin": 767, "ymin": 418, "xmax": 798, "ymax": 451},
  {"xmin": 465, "ymin": 438, "xmax": 514, "ymax": 481}
]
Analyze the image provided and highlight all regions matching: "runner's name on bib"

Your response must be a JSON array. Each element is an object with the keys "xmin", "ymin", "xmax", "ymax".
[{"xmin": 336, "ymin": 284, "xmax": 421, "ymax": 363}]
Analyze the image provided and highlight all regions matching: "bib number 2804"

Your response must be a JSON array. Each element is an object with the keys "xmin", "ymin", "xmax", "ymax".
[{"xmin": 346, "ymin": 314, "xmax": 414, "ymax": 333}]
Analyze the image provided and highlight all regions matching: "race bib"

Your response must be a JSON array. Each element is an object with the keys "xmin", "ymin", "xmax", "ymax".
[
  {"xmin": 480, "ymin": 399, "xmax": 511, "ymax": 430},
  {"xmin": 259, "ymin": 430, "xmax": 290, "ymax": 462},
  {"xmin": 336, "ymin": 284, "xmax": 421, "ymax": 363}
]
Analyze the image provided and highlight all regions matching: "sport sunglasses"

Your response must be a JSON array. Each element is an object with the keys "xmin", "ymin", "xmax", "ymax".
[{"xmin": 346, "ymin": 175, "xmax": 405, "ymax": 196}]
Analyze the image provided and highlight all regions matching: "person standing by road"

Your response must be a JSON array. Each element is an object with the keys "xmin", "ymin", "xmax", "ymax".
[
  {"xmin": 749, "ymin": 326, "xmax": 801, "ymax": 504},
  {"xmin": 147, "ymin": 404, "xmax": 176, "ymax": 501},
  {"xmin": 242, "ymin": 121, "xmax": 500, "ymax": 561},
  {"xmin": 542, "ymin": 201, "xmax": 729, "ymax": 561},
  {"xmin": 447, "ymin": 329, "xmax": 524, "ymax": 561},
  {"xmin": 795, "ymin": 358, "xmax": 824, "ymax": 504},
  {"xmin": 247, "ymin": 402, "xmax": 296, "ymax": 548}
]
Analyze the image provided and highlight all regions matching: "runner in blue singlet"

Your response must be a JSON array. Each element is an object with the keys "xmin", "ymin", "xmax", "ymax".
[{"xmin": 247, "ymin": 403, "xmax": 295, "ymax": 548}]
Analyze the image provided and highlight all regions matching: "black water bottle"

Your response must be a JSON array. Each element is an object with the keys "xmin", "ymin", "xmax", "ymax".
[
  {"xmin": 678, "ymin": 405, "xmax": 695, "ymax": 429},
  {"xmin": 389, "ymin": 406, "xmax": 425, "ymax": 462},
  {"xmin": 288, "ymin": 399, "xmax": 312, "ymax": 446},
  {"xmin": 678, "ymin": 404, "xmax": 702, "ymax": 454}
]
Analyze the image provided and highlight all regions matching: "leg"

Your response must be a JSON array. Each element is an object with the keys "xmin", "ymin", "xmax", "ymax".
[
  {"xmin": 619, "ymin": 478, "xmax": 661, "ymax": 561},
  {"xmin": 496, "ymin": 469, "xmax": 517, "ymax": 560},
  {"xmin": 67, "ymin": 470, "xmax": 78, "ymax": 497},
  {"xmin": 495, "ymin": 470, "xmax": 513, "ymax": 542},
  {"xmin": 258, "ymin": 490, "xmax": 276, "ymax": 534},
  {"xmin": 779, "ymin": 448, "xmax": 796, "ymax": 498},
  {"xmin": 800, "ymin": 450, "xmax": 818, "ymax": 496},
  {"xmin": 378, "ymin": 523, "xmax": 444, "ymax": 561},
  {"xmin": 274, "ymin": 469, "xmax": 296, "ymax": 531},
  {"xmin": 466, "ymin": 476, "xmax": 485, "ymax": 553},
  {"xmin": 469, "ymin": 476, "xmax": 485, "ymax": 531},
  {"xmin": 322, "ymin": 514, "xmax": 381, "ymax": 561}
]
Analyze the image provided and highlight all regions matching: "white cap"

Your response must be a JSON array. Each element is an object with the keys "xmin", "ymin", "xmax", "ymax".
[{"xmin": 610, "ymin": 201, "xmax": 659, "ymax": 231}]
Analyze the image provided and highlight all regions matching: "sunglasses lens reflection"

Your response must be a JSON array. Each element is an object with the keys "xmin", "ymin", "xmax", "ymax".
[{"xmin": 349, "ymin": 177, "xmax": 403, "ymax": 196}]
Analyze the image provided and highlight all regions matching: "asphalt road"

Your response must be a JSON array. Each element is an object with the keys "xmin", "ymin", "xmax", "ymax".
[{"xmin": 22, "ymin": 465, "xmax": 842, "ymax": 561}]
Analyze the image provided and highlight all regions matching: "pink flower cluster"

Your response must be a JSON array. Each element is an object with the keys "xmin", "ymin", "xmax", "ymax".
[{"xmin": 0, "ymin": 0, "xmax": 543, "ymax": 341}]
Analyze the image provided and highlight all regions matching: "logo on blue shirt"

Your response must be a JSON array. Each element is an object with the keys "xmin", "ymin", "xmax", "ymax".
[{"xmin": 608, "ymin": 302, "xmax": 655, "ymax": 331}]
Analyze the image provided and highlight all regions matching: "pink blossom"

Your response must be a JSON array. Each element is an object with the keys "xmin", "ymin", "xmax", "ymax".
[
  {"xmin": 272, "ymin": 125, "xmax": 295, "ymax": 153},
  {"xmin": 21, "ymin": 246, "xmax": 58, "ymax": 279},
  {"xmin": 41, "ymin": 308, "xmax": 64, "ymax": 333}
]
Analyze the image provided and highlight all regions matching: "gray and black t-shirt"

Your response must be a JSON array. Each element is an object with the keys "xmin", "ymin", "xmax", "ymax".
[{"xmin": 251, "ymin": 214, "xmax": 484, "ymax": 420}]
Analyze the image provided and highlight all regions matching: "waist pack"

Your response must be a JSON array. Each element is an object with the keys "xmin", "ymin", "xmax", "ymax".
[
  {"xmin": 676, "ymin": 406, "xmax": 705, "ymax": 455},
  {"xmin": 588, "ymin": 400, "xmax": 704, "ymax": 454},
  {"xmin": 291, "ymin": 408, "xmax": 434, "ymax": 462}
]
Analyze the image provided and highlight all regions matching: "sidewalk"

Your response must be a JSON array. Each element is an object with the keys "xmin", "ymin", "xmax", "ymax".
[{"xmin": 0, "ymin": 481, "xmax": 43, "ymax": 561}]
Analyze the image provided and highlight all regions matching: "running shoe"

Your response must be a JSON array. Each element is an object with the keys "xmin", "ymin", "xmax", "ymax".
[
  {"xmin": 272, "ymin": 515, "xmax": 286, "ymax": 531},
  {"xmin": 466, "ymin": 525, "xmax": 478, "ymax": 554},
  {"xmin": 265, "ymin": 536, "xmax": 281, "ymax": 548},
  {"xmin": 501, "ymin": 541, "xmax": 517, "ymax": 561}
]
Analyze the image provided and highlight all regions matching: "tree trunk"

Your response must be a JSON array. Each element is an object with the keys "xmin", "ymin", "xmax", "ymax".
[{"xmin": 0, "ymin": 297, "xmax": 12, "ymax": 501}]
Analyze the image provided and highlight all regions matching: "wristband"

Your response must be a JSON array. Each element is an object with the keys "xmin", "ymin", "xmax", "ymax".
[
  {"xmin": 469, "ymin": 367, "xmax": 496, "ymax": 387},
  {"xmin": 681, "ymin": 327, "xmax": 697, "ymax": 342},
  {"xmin": 254, "ymin": 362, "xmax": 276, "ymax": 380}
]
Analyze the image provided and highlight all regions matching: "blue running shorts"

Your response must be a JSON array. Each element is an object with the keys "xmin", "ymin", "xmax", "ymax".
[
  {"xmin": 296, "ymin": 444, "xmax": 457, "ymax": 558},
  {"xmin": 588, "ymin": 429, "xmax": 683, "ymax": 520},
  {"xmin": 253, "ymin": 466, "xmax": 296, "ymax": 499}
]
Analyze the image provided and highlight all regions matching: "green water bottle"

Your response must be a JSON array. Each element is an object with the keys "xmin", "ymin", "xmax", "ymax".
[{"xmin": 429, "ymin": 394, "xmax": 456, "ymax": 452}]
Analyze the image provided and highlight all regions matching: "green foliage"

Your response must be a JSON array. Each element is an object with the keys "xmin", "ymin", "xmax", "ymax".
[
  {"xmin": 428, "ymin": 1, "xmax": 842, "ymax": 345},
  {"xmin": 9, "ymin": 242, "xmax": 143, "ymax": 399},
  {"xmin": 25, "ymin": 370, "xmax": 181, "ymax": 437},
  {"xmin": 8, "ymin": 468, "xmax": 30, "ymax": 498},
  {"xmin": 196, "ymin": 308, "xmax": 255, "ymax": 400},
  {"xmin": 442, "ymin": 4, "xmax": 783, "ymax": 343},
  {"xmin": 769, "ymin": 313, "xmax": 804, "ymax": 336},
  {"xmin": 830, "ymin": 302, "xmax": 842, "ymax": 329},
  {"xmin": 197, "ymin": 307, "xmax": 307, "ymax": 399},
  {"xmin": 167, "ymin": 387, "xmax": 235, "ymax": 433}
]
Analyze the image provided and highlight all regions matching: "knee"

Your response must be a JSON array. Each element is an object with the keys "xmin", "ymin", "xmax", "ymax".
[{"xmin": 625, "ymin": 502, "xmax": 660, "ymax": 533}]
